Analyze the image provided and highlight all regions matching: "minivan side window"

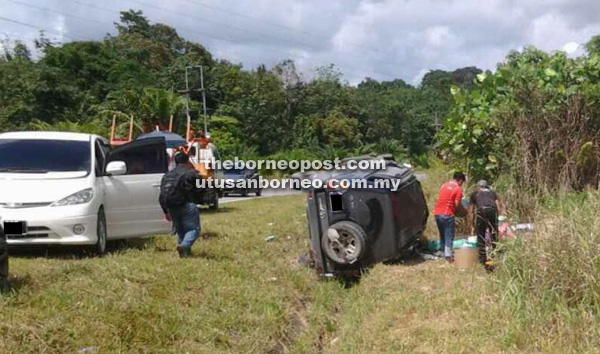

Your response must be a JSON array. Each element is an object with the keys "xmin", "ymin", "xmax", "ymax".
[{"xmin": 108, "ymin": 143, "xmax": 167, "ymax": 175}]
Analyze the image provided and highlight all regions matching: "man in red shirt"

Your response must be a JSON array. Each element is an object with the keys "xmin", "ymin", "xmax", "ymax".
[{"xmin": 433, "ymin": 171, "xmax": 466, "ymax": 261}]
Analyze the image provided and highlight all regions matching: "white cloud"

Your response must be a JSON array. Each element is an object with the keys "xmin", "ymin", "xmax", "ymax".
[
  {"xmin": 411, "ymin": 68, "xmax": 429, "ymax": 87},
  {"xmin": 528, "ymin": 12, "xmax": 600, "ymax": 53},
  {"xmin": 562, "ymin": 41, "xmax": 580, "ymax": 55}
]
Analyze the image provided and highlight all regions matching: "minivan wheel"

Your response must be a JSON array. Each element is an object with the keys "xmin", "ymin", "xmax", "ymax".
[
  {"xmin": 209, "ymin": 197, "xmax": 219, "ymax": 210},
  {"xmin": 322, "ymin": 221, "xmax": 366, "ymax": 265},
  {"xmin": 95, "ymin": 208, "xmax": 107, "ymax": 256}
]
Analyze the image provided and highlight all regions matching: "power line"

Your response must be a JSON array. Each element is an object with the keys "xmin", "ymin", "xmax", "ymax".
[
  {"xmin": 127, "ymin": 0, "xmax": 320, "ymax": 50},
  {"xmin": 0, "ymin": 16, "xmax": 84, "ymax": 41},
  {"xmin": 7, "ymin": 0, "xmax": 107, "ymax": 26},
  {"xmin": 128, "ymin": 0, "xmax": 403, "ymax": 69},
  {"xmin": 178, "ymin": 0, "xmax": 388, "ymax": 55},
  {"xmin": 47, "ymin": 0, "xmax": 319, "ymax": 70},
  {"xmin": 11, "ymin": 0, "xmax": 292, "ymax": 67},
  {"xmin": 122, "ymin": 0, "xmax": 404, "ymax": 78},
  {"xmin": 1, "ymin": 33, "xmax": 34, "ymax": 42},
  {"xmin": 63, "ymin": 0, "xmax": 402, "ymax": 80},
  {"xmin": 4, "ymin": 1, "xmax": 401, "ymax": 82}
]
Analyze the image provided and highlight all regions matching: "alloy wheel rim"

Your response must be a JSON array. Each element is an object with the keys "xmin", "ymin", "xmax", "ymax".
[{"xmin": 326, "ymin": 230, "xmax": 361, "ymax": 263}]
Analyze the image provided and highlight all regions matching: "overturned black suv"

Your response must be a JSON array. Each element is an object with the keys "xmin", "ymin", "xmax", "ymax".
[{"xmin": 293, "ymin": 155, "xmax": 428, "ymax": 278}]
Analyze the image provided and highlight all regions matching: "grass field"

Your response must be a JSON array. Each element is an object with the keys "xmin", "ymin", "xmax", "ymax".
[{"xmin": 1, "ymin": 170, "xmax": 594, "ymax": 353}]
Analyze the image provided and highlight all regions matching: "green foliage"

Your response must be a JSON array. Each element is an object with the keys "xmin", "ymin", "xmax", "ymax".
[
  {"xmin": 438, "ymin": 43, "xmax": 600, "ymax": 190},
  {"xmin": 207, "ymin": 115, "xmax": 258, "ymax": 160},
  {"xmin": 437, "ymin": 72, "xmax": 506, "ymax": 179},
  {"xmin": 98, "ymin": 87, "xmax": 186, "ymax": 135},
  {"xmin": 28, "ymin": 118, "xmax": 109, "ymax": 136},
  {"xmin": 316, "ymin": 110, "xmax": 362, "ymax": 149},
  {"xmin": 372, "ymin": 138, "xmax": 409, "ymax": 161},
  {"xmin": 138, "ymin": 88, "xmax": 186, "ymax": 122},
  {"xmin": 585, "ymin": 35, "xmax": 600, "ymax": 55}
]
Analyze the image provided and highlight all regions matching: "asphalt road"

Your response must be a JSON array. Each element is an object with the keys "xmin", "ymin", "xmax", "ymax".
[{"xmin": 220, "ymin": 187, "xmax": 300, "ymax": 204}]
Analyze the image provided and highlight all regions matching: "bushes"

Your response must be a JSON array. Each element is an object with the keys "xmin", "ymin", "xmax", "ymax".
[
  {"xmin": 439, "ymin": 46, "xmax": 600, "ymax": 192},
  {"xmin": 498, "ymin": 192, "xmax": 600, "ymax": 349}
]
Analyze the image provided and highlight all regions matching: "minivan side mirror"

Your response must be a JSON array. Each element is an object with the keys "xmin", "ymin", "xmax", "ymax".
[{"xmin": 106, "ymin": 161, "xmax": 127, "ymax": 176}]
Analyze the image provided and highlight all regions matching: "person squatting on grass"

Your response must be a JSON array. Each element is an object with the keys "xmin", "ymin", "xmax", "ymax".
[
  {"xmin": 433, "ymin": 171, "xmax": 467, "ymax": 262},
  {"xmin": 159, "ymin": 153, "xmax": 201, "ymax": 258},
  {"xmin": 468, "ymin": 180, "xmax": 504, "ymax": 270}
]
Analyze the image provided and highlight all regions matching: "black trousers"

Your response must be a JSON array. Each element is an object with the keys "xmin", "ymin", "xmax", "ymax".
[{"xmin": 476, "ymin": 208, "xmax": 498, "ymax": 263}]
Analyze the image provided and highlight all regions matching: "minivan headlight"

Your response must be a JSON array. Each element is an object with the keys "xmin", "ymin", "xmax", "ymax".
[{"xmin": 51, "ymin": 188, "xmax": 94, "ymax": 207}]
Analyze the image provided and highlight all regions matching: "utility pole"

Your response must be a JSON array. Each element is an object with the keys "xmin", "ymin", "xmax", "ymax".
[
  {"xmin": 179, "ymin": 65, "xmax": 208, "ymax": 140},
  {"xmin": 199, "ymin": 65, "xmax": 208, "ymax": 135},
  {"xmin": 433, "ymin": 112, "xmax": 442, "ymax": 133}
]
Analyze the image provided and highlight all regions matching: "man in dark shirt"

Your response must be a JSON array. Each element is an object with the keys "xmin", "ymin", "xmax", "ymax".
[
  {"xmin": 469, "ymin": 180, "xmax": 503, "ymax": 268},
  {"xmin": 159, "ymin": 153, "xmax": 201, "ymax": 258}
]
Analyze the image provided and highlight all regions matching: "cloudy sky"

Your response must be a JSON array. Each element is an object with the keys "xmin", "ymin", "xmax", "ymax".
[{"xmin": 2, "ymin": 0, "xmax": 600, "ymax": 85}]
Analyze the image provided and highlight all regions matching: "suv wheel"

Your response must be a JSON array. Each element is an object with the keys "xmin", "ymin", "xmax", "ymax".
[{"xmin": 322, "ymin": 221, "xmax": 366, "ymax": 265}]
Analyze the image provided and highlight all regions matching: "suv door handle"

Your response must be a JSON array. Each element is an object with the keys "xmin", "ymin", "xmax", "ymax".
[{"xmin": 151, "ymin": 183, "xmax": 160, "ymax": 188}]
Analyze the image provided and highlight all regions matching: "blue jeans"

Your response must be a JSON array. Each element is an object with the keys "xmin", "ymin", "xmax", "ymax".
[
  {"xmin": 169, "ymin": 202, "xmax": 200, "ymax": 249},
  {"xmin": 435, "ymin": 215, "xmax": 455, "ymax": 257}
]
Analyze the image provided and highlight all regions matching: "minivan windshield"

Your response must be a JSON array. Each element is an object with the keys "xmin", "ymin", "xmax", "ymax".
[{"xmin": 0, "ymin": 139, "xmax": 91, "ymax": 173}]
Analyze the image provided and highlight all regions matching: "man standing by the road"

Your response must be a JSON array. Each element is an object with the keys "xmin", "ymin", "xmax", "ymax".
[
  {"xmin": 469, "ymin": 180, "xmax": 502, "ymax": 269},
  {"xmin": 159, "ymin": 153, "xmax": 201, "ymax": 258},
  {"xmin": 433, "ymin": 171, "xmax": 466, "ymax": 262}
]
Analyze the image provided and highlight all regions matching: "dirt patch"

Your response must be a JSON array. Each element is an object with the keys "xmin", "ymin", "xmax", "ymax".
[{"xmin": 268, "ymin": 296, "xmax": 310, "ymax": 354}]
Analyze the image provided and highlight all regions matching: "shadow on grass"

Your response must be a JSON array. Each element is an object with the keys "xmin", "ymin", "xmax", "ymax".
[
  {"xmin": 109, "ymin": 237, "xmax": 155, "ymax": 252},
  {"xmin": 339, "ymin": 274, "xmax": 363, "ymax": 289},
  {"xmin": 383, "ymin": 249, "xmax": 427, "ymax": 267},
  {"xmin": 191, "ymin": 249, "xmax": 233, "ymax": 261},
  {"xmin": 307, "ymin": 249, "xmax": 428, "ymax": 289},
  {"xmin": 8, "ymin": 237, "xmax": 156, "ymax": 260},
  {"xmin": 200, "ymin": 231, "xmax": 219, "ymax": 240},
  {"xmin": 5, "ymin": 274, "xmax": 32, "ymax": 293},
  {"xmin": 199, "ymin": 206, "xmax": 237, "ymax": 214}
]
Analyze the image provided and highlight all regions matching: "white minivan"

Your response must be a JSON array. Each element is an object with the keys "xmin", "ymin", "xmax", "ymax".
[{"xmin": 0, "ymin": 131, "xmax": 171, "ymax": 254}]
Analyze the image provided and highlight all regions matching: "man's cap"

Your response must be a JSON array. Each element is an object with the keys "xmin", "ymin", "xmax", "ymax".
[{"xmin": 477, "ymin": 180, "xmax": 488, "ymax": 188}]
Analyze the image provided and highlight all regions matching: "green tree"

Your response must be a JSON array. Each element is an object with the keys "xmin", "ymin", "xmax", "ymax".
[
  {"xmin": 100, "ymin": 87, "xmax": 185, "ymax": 135},
  {"xmin": 585, "ymin": 35, "xmax": 600, "ymax": 54},
  {"xmin": 438, "ymin": 46, "xmax": 600, "ymax": 190},
  {"xmin": 28, "ymin": 118, "xmax": 108, "ymax": 136}
]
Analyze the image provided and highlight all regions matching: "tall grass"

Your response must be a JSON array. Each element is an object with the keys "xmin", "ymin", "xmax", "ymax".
[{"xmin": 497, "ymin": 191, "xmax": 600, "ymax": 351}]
